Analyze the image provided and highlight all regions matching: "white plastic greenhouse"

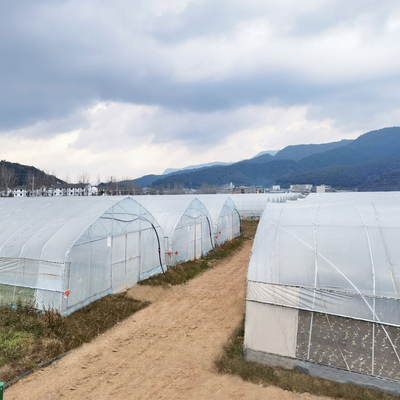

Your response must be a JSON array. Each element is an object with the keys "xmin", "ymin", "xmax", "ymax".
[
  {"xmin": 244, "ymin": 194, "xmax": 400, "ymax": 395},
  {"xmin": 230, "ymin": 193, "xmax": 299, "ymax": 217},
  {"xmin": 134, "ymin": 196, "xmax": 214, "ymax": 266},
  {"xmin": 0, "ymin": 197, "xmax": 165, "ymax": 315},
  {"xmin": 190, "ymin": 195, "xmax": 241, "ymax": 245}
]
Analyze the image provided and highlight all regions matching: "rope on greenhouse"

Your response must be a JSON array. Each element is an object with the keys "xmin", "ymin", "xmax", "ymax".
[
  {"xmin": 147, "ymin": 220, "xmax": 169, "ymax": 282},
  {"xmin": 352, "ymin": 199, "xmax": 377, "ymax": 374},
  {"xmin": 205, "ymin": 215, "xmax": 215, "ymax": 250},
  {"xmin": 372, "ymin": 201, "xmax": 398, "ymax": 298},
  {"xmin": 307, "ymin": 201, "xmax": 321, "ymax": 360},
  {"xmin": 100, "ymin": 214, "xmax": 169, "ymax": 282},
  {"xmin": 265, "ymin": 204, "xmax": 400, "ymax": 368},
  {"xmin": 233, "ymin": 208, "xmax": 243, "ymax": 236},
  {"xmin": 184, "ymin": 212, "xmax": 215, "ymax": 251}
]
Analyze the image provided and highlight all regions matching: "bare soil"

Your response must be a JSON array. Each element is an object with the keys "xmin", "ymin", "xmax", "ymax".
[{"xmin": 6, "ymin": 241, "xmax": 331, "ymax": 400}]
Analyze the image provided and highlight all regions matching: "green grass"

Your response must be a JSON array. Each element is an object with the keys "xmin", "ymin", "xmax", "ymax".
[
  {"xmin": 0, "ymin": 284, "xmax": 35, "ymax": 305},
  {"xmin": 0, "ymin": 331, "xmax": 35, "ymax": 366},
  {"xmin": 215, "ymin": 321, "xmax": 400, "ymax": 400}
]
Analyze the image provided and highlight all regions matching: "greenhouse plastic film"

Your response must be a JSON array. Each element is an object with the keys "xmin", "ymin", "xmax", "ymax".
[{"xmin": 246, "ymin": 193, "xmax": 400, "ymax": 384}]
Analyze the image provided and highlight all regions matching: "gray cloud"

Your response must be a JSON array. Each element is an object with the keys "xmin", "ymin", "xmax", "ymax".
[{"xmin": 1, "ymin": 0, "xmax": 400, "ymax": 144}]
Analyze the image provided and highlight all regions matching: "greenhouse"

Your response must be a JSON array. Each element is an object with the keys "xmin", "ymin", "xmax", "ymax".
[
  {"xmin": 134, "ymin": 196, "xmax": 214, "ymax": 266},
  {"xmin": 0, "ymin": 197, "xmax": 165, "ymax": 315},
  {"xmin": 244, "ymin": 195, "xmax": 400, "ymax": 395},
  {"xmin": 195, "ymin": 195, "xmax": 241, "ymax": 245},
  {"xmin": 230, "ymin": 193, "xmax": 299, "ymax": 217}
]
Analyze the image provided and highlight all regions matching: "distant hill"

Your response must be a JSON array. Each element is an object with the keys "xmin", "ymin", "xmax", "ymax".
[
  {"xmin": 0, "ymin": 160, "xmax": 62, "ymax": 189},
  {"xmin": 134, "ymin": 174, "xmax": 164, "ymax": 187},
  {"xmin": 274, "ymin": 139, "xmax": 353, "ymax": 161},
  {"xmin": 277, "ymin": 127, "xmax": 400, "ymax": 189},
  {"xmin": 299, "ymin": 127, "xmax": 400, "ymax": 170},
  {"xmin": 149, "ymin": 127, "xmax": 400, "ymax": 191},
  {"xmin": 253, "ymin": 150, "xmax": 280, "ymax": 157},
  {"xmin": 152, "ymin": 158, "xmax": 303, "ymax": 188},
  {"xmin": 163, "ymin": 161, "xmax": 232, "ymax": 175}
]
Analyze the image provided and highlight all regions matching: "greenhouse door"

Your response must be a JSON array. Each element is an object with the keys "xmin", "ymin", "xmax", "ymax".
[
  {"xmin": 111, "ymin": 235, "xmax": 126, "ymax": 293},
  {"xmin": 126, "ymin": 232, "xmax": 140, "ymax": 288},
  {"xmin": 112, "ymin": 233, "xmax": 141, "ymax": 292},
  {"xmin": 195, "ymin": 223, "xmax": 202, "ymax": 259},
  {"xmin": 189, "ymin": 225, "xmax": 196, "ymax": 260},
  {"xmin": 227, "ymin": 214, "xmax": 233, "ymax": 241}
]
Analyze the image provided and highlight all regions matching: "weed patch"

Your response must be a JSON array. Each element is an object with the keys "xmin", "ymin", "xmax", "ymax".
[
  {"xmin": 215, "ymin": 321, "xmax": 399, "ymax": 400},
  {"xmin": 140, "ymin": 220, "xmax": 258, "ymax": 287},
  {"xmin": 0, "ymin": 294, "xmax": 149, "ymax": 383},
  {"xmin": 139, "ymin": 221, "xmax": 258, "ymax": 286}
]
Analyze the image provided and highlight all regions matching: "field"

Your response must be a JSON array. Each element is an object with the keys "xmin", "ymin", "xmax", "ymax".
[{"xmin": 2, "ymin": 220, "xmax": 397, "ymax": 399}]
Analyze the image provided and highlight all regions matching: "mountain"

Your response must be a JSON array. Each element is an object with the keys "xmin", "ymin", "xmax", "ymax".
[
  {"xmin": 240, "ymin": 153, "xmax": 274, "ymax": 164},
  {"xmin": 253, "ymin": 150, "xmax": 280, "ymax": 157},
  {"xmin": 149, "ymin": 127, "xmax": 400, "ymax": 191},
  {"xmin": 278, "ymin": 127, "xmax": 400, "ymax": 188},
  {"xmin": 152, "ymin": 158, "xmax": 303, "ymax": 188},
  {"xmin": 163, "ymin": 161, "xmax": 232, "ymax": 175},
  {"xmin": 0, "ymin": 160, "xmax": 63, "ymax": 189},
  {"xmin": 274, "ymin": 139, "xmax": 353, "ymax": 161},
  {"xmin": 134, "ymin": 174, "xmax": 164, "ymax": 187},
  {"xmin": 298, "ymin": 127, "xmax": 400, "ymax": 170}
]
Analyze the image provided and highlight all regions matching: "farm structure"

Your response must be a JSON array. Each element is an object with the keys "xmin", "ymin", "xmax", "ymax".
[
  {"xmin": 229, "ymin": 193, "xmax": 300, "ymax": 218},
  {"xmin": 134, "ymin": 196, "xmax": 214, "ymax": 266},
  {"xmin": 244, "ymin": 193, "xmax": 400, "ymax": 395},
  {"xmin": 191, "ymin": 195, "xmax": 241, "ymax": 245},
  {"xmin": 0, "ymin": 197, "xmax": 165, "ymax": 315}
]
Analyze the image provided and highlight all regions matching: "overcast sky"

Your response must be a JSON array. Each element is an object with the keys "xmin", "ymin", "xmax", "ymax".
[{"xmin": 1, "ymin": 0, "xmax": 400, "ymax": 182}]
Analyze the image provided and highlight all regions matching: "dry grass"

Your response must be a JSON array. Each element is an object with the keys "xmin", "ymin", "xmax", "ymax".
[
  {"xmin": 215, "ymin": 321, "xmax": 400, "ymax": 400},
  {"xmin": 0, "ymin": 220, "xmax": 259, "ymax": 386},
  {"xmin": 140, "ymin": 219, "xmax": 259, "ymax": 287},
  {"xmin": 0, "ymin": 294, "xmax": 149, "ymax": 384}
]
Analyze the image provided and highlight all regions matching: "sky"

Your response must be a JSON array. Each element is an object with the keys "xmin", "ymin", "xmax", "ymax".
[{"xmin": 1, "ymin": 0, "xmax": 400, "ymax": 183}]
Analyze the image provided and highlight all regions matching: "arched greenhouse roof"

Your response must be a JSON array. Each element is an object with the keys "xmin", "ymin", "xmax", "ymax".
[
  {"xmin": 133, "ymin": 195, "xmax": 212, "ymax": 238},
  {"xmin": 247, "ymin": 194, "xmax": 400, "ymax": 326},
  {"xmin": 0, "ymin": 197, "xmax": 160, "ymax": 264},
  {"xmin": 229, "ymin": 193, "xmax": 289, "ymax": 217},
  {"xmin": 187, "ymin": 195, "xmax": 239, "ymax": 222}
]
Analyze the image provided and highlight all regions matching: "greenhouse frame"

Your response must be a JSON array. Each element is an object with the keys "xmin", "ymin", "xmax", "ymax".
[
  {"xmin": 134, "ymin": 196, "xmax": 214, "ymax": 266},
  {"xmin": 195, "ymin": 195, "xmax": 241, "ymax": 245},
  {"xmin": 0, "ymin": 197, "xmax": 165, "ymax": 315},
  {"xmin": 229, "ymin": 193, "xmax": 299, "ymax": 217},
  {"xmin": 244, "ymin": 194, "xmax": 400, "ymax": 395}
]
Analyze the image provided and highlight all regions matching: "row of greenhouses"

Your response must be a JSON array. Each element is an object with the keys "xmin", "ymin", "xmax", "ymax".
[
  {"xmin": 244, "ymin": 192, "xmax": 400, "ymax": 394},
  {"xmin": 0, "ymin": 193, "xmax": 286, "ymax": 315}
]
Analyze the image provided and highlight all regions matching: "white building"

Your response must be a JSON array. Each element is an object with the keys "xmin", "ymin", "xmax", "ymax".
[{"xmin": 12, "ymin": 186, "xmax": 28, "ymax": 197}]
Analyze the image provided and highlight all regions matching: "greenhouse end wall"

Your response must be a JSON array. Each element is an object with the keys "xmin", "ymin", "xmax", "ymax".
[
  {"xmin": 245, "ymin": 194, "xmax": 400, "ymax": 395},
  {"xmin": 0, "ymin": 197, "xmax": 166, "ymax": 316},
  {"xmin": 244, "ymin": 301, "xmax": 400, "ymax": 395}
]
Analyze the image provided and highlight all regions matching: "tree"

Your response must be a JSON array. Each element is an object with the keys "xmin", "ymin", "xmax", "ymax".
[
  {"xmin": 0, "ymin": 164, "xmax": 16, "ymax": 196},
  {"xmin": 78, "ymin": 172, "xmax": 90, "ymax": 184}
]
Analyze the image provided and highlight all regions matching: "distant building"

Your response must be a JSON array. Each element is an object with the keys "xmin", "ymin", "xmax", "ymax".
[
  {"xmin": 234, "ymin": 186, "xmax": 256, "ymax": 194},
  {"xmin": 217, "ymin": 182, "xmax": 235, "ymax": 194},
  {"xmin": 13, "ymin": 186, "xmax": 28, "ymax": 197},
  {"xmin": 289, "ymin": 184, "xmax": 313, "ymax": 193},
  {"xmin": 316, "ymin": 185, "xmax": 334, "ymax": 193},
  {"xmin": 11, "ymin": 183, "xmax": 99, "ymax": 197}
]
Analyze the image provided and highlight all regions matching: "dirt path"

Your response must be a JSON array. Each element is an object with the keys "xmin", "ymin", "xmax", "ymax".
[{"xmin": 6, "ymin": 241, "xmax": 332, "ymax": 400}]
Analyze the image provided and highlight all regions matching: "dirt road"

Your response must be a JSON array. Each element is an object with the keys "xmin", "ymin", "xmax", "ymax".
[{"xmin": 6, "ymin": 241, "xmax": 331, "ymax": 399}]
